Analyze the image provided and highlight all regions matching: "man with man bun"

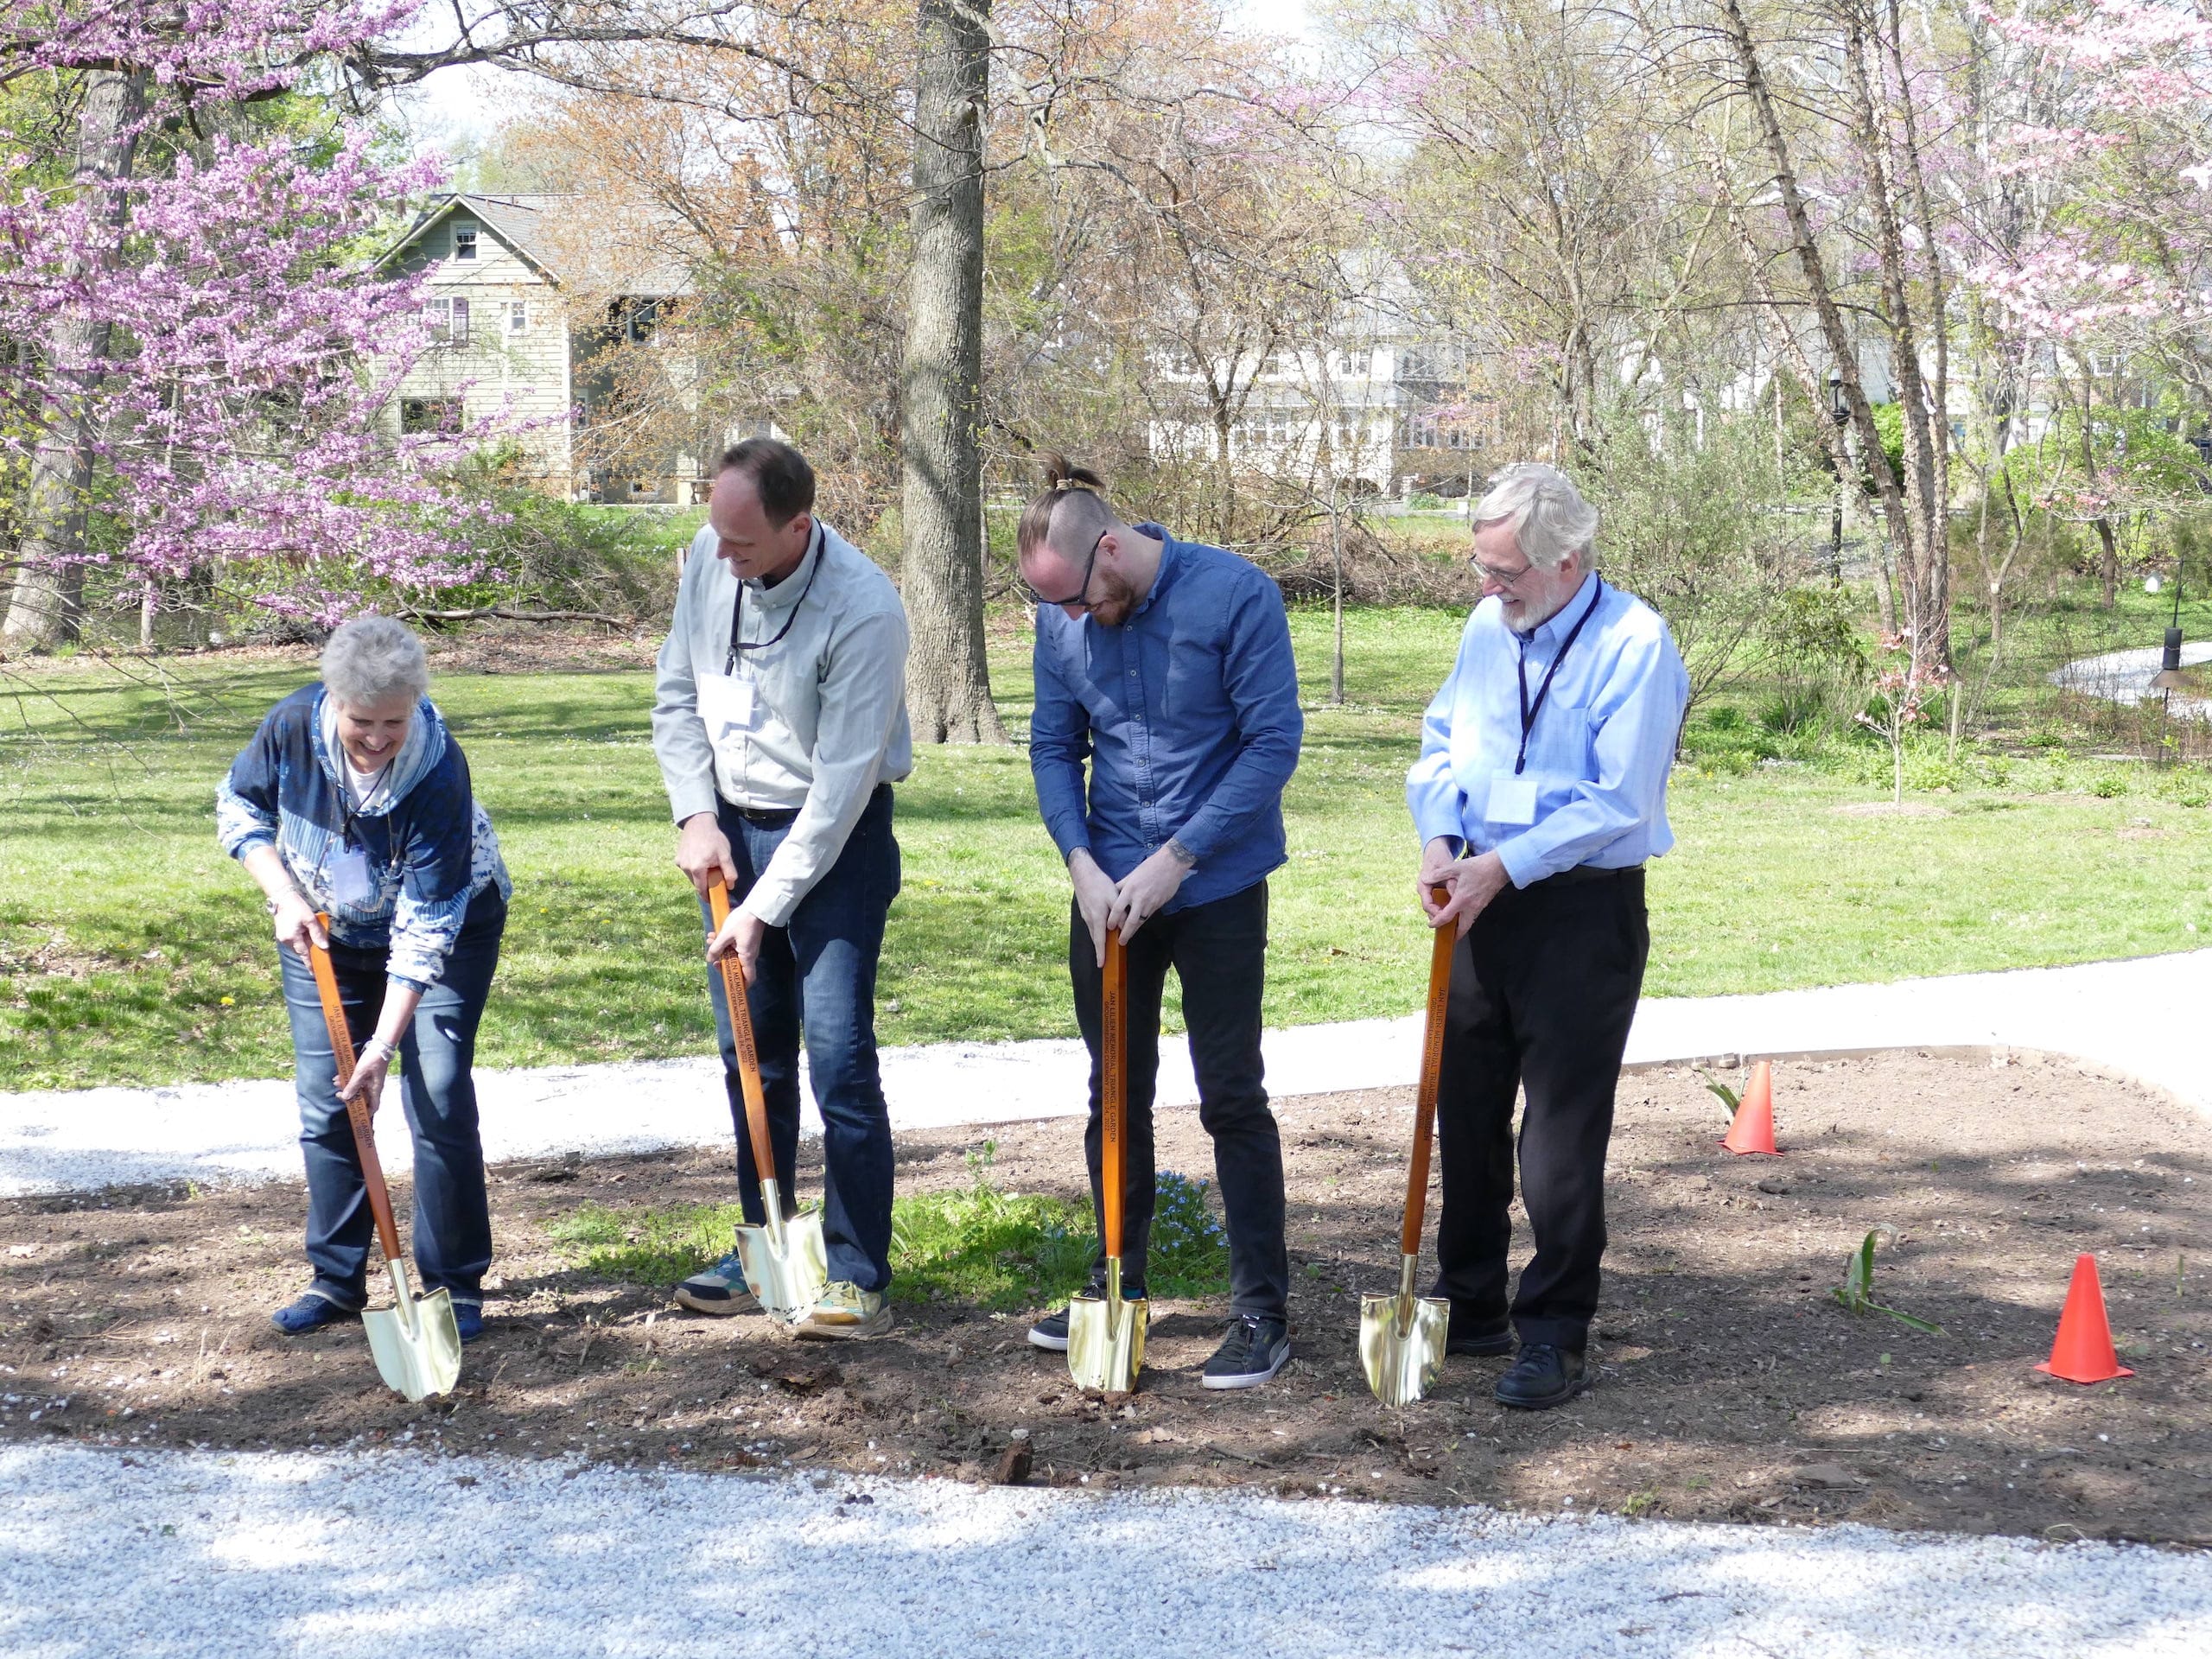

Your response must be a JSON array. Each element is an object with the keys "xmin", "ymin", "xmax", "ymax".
[
  {"xmin": 1409, "ymin": 462, "xmax": 1688, "ymax": 1408},
  {"xmin": 1016, "ymin": 458, "xmax": 1304, "ymax": 1389}
]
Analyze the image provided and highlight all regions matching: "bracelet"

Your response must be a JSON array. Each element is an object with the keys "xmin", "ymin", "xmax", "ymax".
[{"xmin": 355, "ymin": 1037, "xmax": 395, "ymax": 1069}]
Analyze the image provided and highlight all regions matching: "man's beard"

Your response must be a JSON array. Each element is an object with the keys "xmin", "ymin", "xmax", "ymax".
[{"xmin": 1087, "ymin": 567, "xmax": 1147, "ymax": 626}]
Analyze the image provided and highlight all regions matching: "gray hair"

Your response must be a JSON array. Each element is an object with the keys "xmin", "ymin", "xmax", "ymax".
[
  {"xmin": 1471, "ymin": 463, "xmax": 1600, "ymax": 570},
  {"xmin": 321, "ymin": 616, "xmax": 429, "ymax": 709}
]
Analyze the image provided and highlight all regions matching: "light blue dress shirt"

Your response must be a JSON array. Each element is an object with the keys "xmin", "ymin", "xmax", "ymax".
[{"xmin": 1406, "ymin": 573, "xmax": 1688, "ymax": 888}]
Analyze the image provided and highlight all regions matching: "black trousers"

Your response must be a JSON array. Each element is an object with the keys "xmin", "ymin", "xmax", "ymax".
[
  {"xmin": 1432, "ymin": 868, "xmax": 1648, "ymax": 1352},
  {"xmin": 1067, "ymin": 880, "xmax": 1290, "ymax": 1319}
]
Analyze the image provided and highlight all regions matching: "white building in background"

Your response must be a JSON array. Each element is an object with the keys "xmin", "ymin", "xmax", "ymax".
[
  {"xmin": 382, "ymin": 193, "xmax": 723, "ymax": 503},
  {"xmin": 1146, "ymin": 331, "xmax": 1499, "ymax": 502}
]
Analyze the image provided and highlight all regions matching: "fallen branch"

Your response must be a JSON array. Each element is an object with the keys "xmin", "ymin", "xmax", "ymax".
[{"xmin": 397, "ymin": 604, "xmax": 635, "ymax": 629}]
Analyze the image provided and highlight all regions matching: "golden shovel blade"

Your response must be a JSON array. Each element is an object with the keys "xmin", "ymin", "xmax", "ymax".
[
  {"xmin": 1066, "ymin": 1284, "xmax": 1147, "ymax": 1393},
  {"xmin": 362, "ymin": 1281, "xmax": 462, "ymax": 1404},
  {"xmin": 1358, "ymin": 1290, "xmax": 1448, "ymax": 1408},
  {"xmin": 736, "ymin": 1210, "xmax": 830, "ymax": 1325}
]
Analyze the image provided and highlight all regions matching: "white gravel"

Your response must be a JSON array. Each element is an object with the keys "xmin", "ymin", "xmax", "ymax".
[
  {"xmin": 5, "ymin": 949, "xmax": 2210, "ymax": 1196},
  {"xmin": 3, "ymin": 1442, "xmax": 2208, "ymax": 1658}
]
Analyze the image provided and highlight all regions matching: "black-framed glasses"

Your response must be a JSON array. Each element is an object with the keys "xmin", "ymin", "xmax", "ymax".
[{"xmin": 1022, "ymin": 530, "xmax": 1108, "ymax": 608}]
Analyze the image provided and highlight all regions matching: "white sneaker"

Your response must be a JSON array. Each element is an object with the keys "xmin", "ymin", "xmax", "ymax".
[{"xmin": 674, "ymin": 1251, "xmax": 762, "ymax": 1316}]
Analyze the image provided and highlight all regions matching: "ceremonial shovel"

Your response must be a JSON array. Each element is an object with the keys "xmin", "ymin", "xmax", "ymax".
[
  {"xmin": 1067, "ymin": 929, "xmax": 1146, "ymax": 1392},
  {"xmin": 1359, "ymin": 889, "xmax": 1455, "ymax": 1407},
  {"xmin": 706, "ymin": 877, "xmax": 828, "ymax": 1323},
  {"xmin": 306, "ymin": 923, "xmax": 462, "ymax": 1403}
]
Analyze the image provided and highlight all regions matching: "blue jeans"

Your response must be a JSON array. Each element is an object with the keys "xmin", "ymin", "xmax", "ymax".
[
  {"xmin": 278, "ymin": 887, "xmax": 505, "ymax": 1310},
  {"xmin": 701, "ymin": 785, "xmax": 900, "ymax": 1292}
]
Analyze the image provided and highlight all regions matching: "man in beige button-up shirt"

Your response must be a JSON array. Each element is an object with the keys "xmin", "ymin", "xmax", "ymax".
[{"xmin": 651, "ymin": 439, "xmax": 912, "ymax": 1339}]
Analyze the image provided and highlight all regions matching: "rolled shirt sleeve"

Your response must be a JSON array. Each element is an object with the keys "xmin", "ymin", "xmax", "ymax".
[{"xmin": 739, "ymin": 607, "xmax": 911, "ymax": 928}]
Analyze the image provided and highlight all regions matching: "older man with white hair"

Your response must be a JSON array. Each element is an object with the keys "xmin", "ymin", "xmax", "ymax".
[{"xmin": 1407, "ymin": 462, "xmax": 1688, "ymax": 1409}]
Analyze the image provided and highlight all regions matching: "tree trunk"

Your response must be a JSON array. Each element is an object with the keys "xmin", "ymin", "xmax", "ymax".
[
  {"xmin": 2, "ymin": 71, "xmax": 143, "ymax": 656},
  {"xmin": 898, "ymin": 0, "xmax": 1004, "ymax": 744},
  {"xmin": 1329, "ymin": 496, "xmax": 1344, "ymax": 705}
]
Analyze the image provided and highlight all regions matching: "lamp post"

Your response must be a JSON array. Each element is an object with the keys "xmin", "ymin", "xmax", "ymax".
[
  {"xmin": 2152, "ymin": 547, "xmax": 2189, "ymax": 707},
  {"xmin": 1827, "ymin": 368, "xmax": 1847, "ymax": 584}
]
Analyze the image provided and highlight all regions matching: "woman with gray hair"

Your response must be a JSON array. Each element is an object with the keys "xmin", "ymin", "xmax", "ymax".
[{"xmin": 218, "ymin": 615, "xmax": 512, "ymax": 1341}]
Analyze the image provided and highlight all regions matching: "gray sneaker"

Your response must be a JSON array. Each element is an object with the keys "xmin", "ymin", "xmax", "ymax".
[{"xmin": 675, "ymin": 1251, "xmax": 762, "ymax": 1316}]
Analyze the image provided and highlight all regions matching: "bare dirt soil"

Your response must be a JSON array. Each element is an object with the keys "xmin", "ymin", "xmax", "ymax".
[{"xmin": 4, "ymin": 1052, "xmax": 2208, "ymax": 1543}]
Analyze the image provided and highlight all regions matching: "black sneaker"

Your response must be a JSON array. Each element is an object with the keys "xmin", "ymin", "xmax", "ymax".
[
  {"xmin": 1028, "ymin": 1288, "xmax": 1149, "ymax": 1352},
  {"xmin": 1495, "ymin": 1343, "xmax": 1588, "ymax": 1409},
  {"xmin": 1027, "ymin": 1306, "xmax": 1073, "ymax": 1351},
  {"xmin": 1203, "ymin": 1314, "xmax": 1290, "ymax": 1389}
]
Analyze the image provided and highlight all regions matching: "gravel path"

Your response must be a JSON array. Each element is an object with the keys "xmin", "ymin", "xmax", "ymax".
[
  {"xmin": 5, "ymin": 948, "xmax": 2210, "ymax": 1195},
  {"xmin": 4, "ymin": 1442, "xmax": 2209, "ymax": 1659}
]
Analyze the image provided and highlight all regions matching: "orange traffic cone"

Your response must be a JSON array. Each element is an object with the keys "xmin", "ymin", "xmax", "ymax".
[
  {"xmin": 2037, "ymin": 1253, "xmax": 2133, "ymax": 1384},
  {"xmin": 1720, "ymin": 1060, "xmax": 1779, "ymax": 1155}
]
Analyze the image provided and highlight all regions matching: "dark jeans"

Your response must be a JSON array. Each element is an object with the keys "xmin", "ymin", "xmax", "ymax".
[
  {"xmin": 278, "ymin": 886, "xmax": 505, "ymax": 1310},
  {"xmin": 1433, "ymin": 868, "xmax": 1648, "ymax": 1352},
  {"xmin": 1067, "ymin": 879, "xmax": 1288, "ymax": 1320},
  {"xmin": 702, "ymin": 784, "xmax": 900, "ymax": 1292}
]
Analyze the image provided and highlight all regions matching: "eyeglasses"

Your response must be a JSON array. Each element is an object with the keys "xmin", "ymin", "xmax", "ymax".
[
  {"xmin": 1022, "ymin": 530, "xmax": 1108, "ymax": 609},
  {"xmin": 1469, "ymin": 554, "xmax": 1535, "ymax": 587}
]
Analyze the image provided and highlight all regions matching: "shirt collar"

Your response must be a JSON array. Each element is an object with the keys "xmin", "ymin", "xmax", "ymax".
[
  {"xmin": 1128, "ymin": 523, "xmax": 1181, "ymax": 619},
  {"xmin": 744, "ymin": 520, "xmax": 824, "ymax": 611}
]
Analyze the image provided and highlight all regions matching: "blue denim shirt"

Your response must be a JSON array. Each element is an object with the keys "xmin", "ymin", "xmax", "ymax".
[
  {"xmin": 1407, "ymin": 574, "xmax": 1688, "ymax": 887},
  {"xmin": 1030, "ymin": 526, "xmax": 1303, "ymax": 912}
]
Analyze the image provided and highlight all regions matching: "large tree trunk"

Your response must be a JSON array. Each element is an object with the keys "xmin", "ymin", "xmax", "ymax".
[
  {"xmin": 2, "ymin": 71, "xmax": 143, "ymax": 655},
  {"xmin": 898, "ymin": 0, "xmax": 1004, "ymax": 744}
]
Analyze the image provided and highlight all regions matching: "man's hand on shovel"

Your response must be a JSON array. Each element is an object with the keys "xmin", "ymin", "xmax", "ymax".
[
  {"xmin": 1067, "ymin": 849, "xmax": 1118, "ymax": 967},
  {"xmin": 676, "ymin": 811, "xmax": 740, "ymax": 898},
  {"xmin": 707, "ymin": 904, "xmax": 766, "ymax": 985},
  {"xmin": 1420, "ymin": 843, "xmax": 1510, "ymax": 938}
]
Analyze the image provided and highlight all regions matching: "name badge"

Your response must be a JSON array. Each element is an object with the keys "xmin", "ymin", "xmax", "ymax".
[
  {"xmin": 1485, "ymin": 772, "xmax": 1539, "ymax": 826},
  {"xmin": 697, "ymin": 671, "xmax": 761, "ymax": 741},
  {"xmin": 330, "ymin": 844, "xmax": 378, "ymax": 908}
]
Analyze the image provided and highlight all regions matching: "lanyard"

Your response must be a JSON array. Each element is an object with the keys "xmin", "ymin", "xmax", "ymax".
[
  {"xmin": 1513, "ymin": 575, "xmax": 1604, "ymax": 776},
  {"xmin": 725, "ymin": 535, "xmax": 824, "ymax": 674}
]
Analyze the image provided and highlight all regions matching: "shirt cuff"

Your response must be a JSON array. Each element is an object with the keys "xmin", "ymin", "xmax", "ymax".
[
  {"xmin": 668, "ymin": 780, "xmax": 720, "ymax": 826},
  {"xmin": 740, "ymin": 878, "xmax": 799, "ymax": 931},
  {"xmin": 1412, "ymin": 799, "xmax": 1468, "ymax": 849},
  {"xmin": 1492, "ymin": 835, "xmax": 1554, "ymax": 890}
]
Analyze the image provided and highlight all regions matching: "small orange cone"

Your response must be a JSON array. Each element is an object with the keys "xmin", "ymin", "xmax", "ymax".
[
  {"xmin": 2037, "ymin": 1253, "xmax": 2133, "ymax": 1384},
  {"xmin": 1720, "ymin": 1060, "xmax": 1779, "ymax": 1155}
]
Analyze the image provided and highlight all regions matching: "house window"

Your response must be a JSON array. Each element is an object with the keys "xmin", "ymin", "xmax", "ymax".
[
  {"xmin": 400, "ymin": 397, "xmax": 462, "ymax": 435},
  {"xmin": 423, "ymin": 296, "xmax": 471, "ymax": 346},
  {"xmin": 452, "ymin": 220, "xmax": 479, "ymax": 261},
  {"xmin": 508, "ymin": 301, "xmax": 528, "ymax": 334}
]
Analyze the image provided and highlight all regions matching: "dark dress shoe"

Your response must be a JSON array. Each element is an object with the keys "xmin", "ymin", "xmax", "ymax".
[
  {"xmin": 1445, "ymin": 1311, "xmax": 1512, "ymax": 1357},
  {"xmin": 1495, "ymin": 1343, "xmax": 1587, "ymax": 1409}
]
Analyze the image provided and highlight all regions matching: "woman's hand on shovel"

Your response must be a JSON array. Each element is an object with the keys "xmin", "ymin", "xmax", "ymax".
[{"xmin": 338, "ymin": 1034, "xmax": 394, "ymax": 1111}]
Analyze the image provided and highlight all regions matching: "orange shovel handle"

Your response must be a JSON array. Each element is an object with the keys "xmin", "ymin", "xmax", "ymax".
[
  {"xmin": 307, "ymin": 918, "xmax": 404, "ymax": 1266},
  {"xmin": 707, "ymin": 878, "xmax": 781, "ymax": 1188},
  {"xmin": 1102, "ymin": 929, "xmax": 1128, "ymax": 1262},
  {"xmin": 1400, "ymin": 888, "xmax": 1456, "ymax": 1257}
]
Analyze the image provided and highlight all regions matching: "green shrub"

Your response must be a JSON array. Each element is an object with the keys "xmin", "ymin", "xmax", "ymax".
[{"xmin": 2090, "ymin": 774, "xmax": 2129, "ymax": 799}]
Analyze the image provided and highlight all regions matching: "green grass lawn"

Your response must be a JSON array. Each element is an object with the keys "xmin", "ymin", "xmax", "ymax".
[{"xmin": 5, "ymin": 605, "xmax": 2212, "ymax": 1092}]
